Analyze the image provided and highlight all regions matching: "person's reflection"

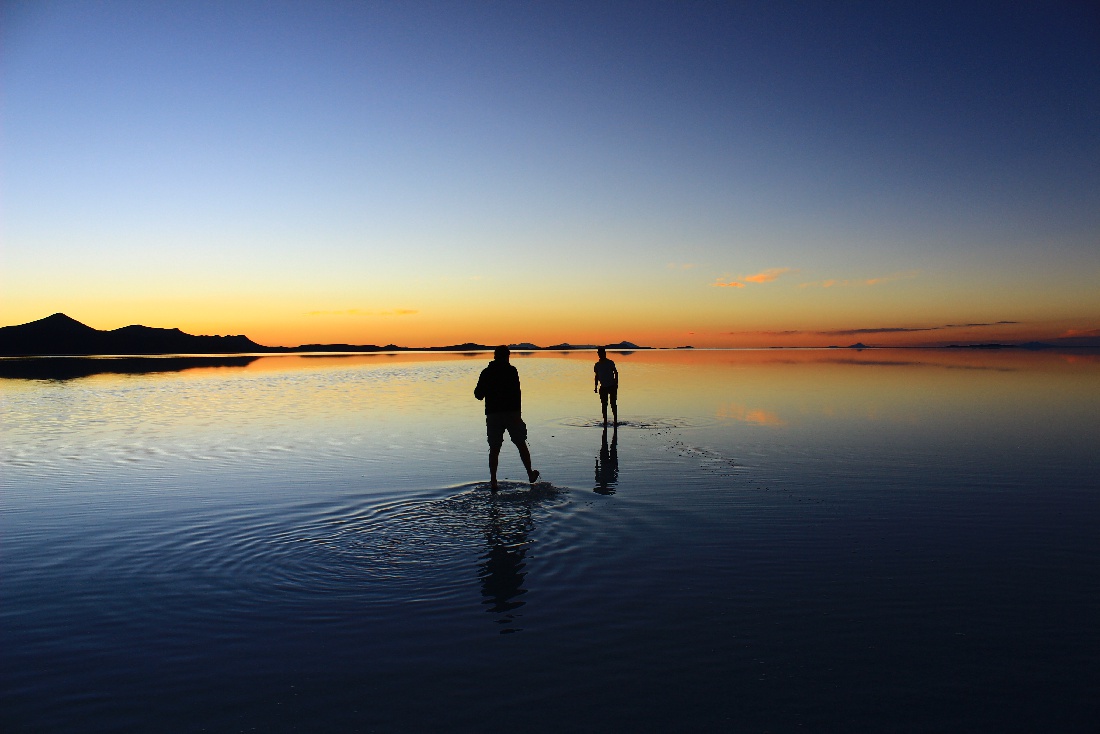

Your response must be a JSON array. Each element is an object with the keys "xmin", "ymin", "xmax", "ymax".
[
  {"xmin": 594, "ymin": 424, "xmax": 619, "ymax": 495},
  {"xmin": 479, "ymin": 498, "xmax": 533, "ymax": 634}
]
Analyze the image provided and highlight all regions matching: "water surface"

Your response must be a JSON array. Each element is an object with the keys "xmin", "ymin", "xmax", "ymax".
[{"xmin": 3, "ymin": 349, "xmax": 1098, "ymax": 732}]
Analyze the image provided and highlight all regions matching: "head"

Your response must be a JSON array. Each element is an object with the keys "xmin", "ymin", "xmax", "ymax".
[
  {"xmin": 493, "ymin": 345, "xmax": 510, "ymax": 362},
  {"xmin": 597, "ymin": 347, "xmax": 607, "ymax": 359}
]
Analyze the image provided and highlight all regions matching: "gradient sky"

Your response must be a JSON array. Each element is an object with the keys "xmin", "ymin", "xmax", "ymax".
[{"xmin": 3, "ymin": 1, "xmax": 1098, "ymax": 347}]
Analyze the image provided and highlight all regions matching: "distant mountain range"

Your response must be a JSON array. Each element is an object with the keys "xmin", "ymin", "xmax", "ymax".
[
  {"xmin": 0, "ymin": 313, "xmax": 652, "ymax": 356},
  {"xmin": 3, "ymin": 314, "xmax": 1096, "ymax": 357}
]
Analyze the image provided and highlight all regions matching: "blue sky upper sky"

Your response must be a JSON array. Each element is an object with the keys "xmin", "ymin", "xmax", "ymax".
[{"xmin": 3, "ymin": 1, "xmax": 1098, "ymax": 346}]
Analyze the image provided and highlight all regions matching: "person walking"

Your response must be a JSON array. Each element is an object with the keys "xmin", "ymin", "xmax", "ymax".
[
  {"xmin": 475, "ymin": 346, "xmax": 540, "ymax": 491},
  {"xmin": 594, "ymin": 346, "xmax": 619, "ymax": 425}
]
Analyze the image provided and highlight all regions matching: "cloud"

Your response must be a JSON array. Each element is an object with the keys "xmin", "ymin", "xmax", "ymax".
[
  {"xmin": 821, "ymin": 321, "xmax": 1018, "ymax": 336},
  {"xmin": 743, "ymin": 267, "xmax": 793, "ymax": 283},
  {"xmin": 1059, "ymin": 327, "xmax": 1100, "ymax": 338},
  {"xmin": 667, "ymin": 262, "xmax": 697, "ymax": 270},
  {"xmin": 750, "ymin": 330, "xmax": 810, "ymax": 336},
  {"xmin": 712, "ymin": 266, "xmax": 792, "ymax": 289},
  {"xmin": 730, "ymin": 321, "xmax": 1021, "ymax": 337},
  {"xmin": 822, "ymin": 326, "xmax": 935, "ymax": 335},
  {"xmin": 306, "ymin": 309, "xmax": 418, "ymax": 317},
  {"xmin": 801, "ymin": 271, "xmax": 920, "ymax": 288}
]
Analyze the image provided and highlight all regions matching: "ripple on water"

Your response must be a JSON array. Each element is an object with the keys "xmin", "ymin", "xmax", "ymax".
[
  {"xmin": 54, "ymin": 480, "xmax": 644, "ymax": 638},
  {"xmin": 557, "ymin": 415, "xmax": 719, "ymax": 430}
]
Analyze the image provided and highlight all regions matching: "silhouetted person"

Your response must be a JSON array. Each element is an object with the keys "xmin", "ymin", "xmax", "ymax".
[
  {"xmin": 594, "ymin": 346, "xmax": 619, "ymax": 425},
  {"xmin": 594, "ymin": 424, "xmax": 619, "ymax": 495},
  {"xmin": 475, "ymin": 346, "xmax": 539, "ymax": 491}
]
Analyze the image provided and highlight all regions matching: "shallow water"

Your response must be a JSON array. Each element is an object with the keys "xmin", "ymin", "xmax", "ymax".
[{"xmin": 2, "ymin": 349, "xmax": 1099, "ymax": 732}]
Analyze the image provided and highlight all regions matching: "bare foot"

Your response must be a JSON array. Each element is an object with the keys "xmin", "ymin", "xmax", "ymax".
[
  {"xmin": 490, "ymin": 481, "xmax": 499, "ymax": 492},
  {"xmin": 528, "ymin": 469, "xmax": 540, "ymax": 485}
]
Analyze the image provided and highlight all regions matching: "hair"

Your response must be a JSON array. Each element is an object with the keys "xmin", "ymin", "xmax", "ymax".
[
  {"xmin": 597, "ymin": 347, "xmax": 606, "ymax": 357},
  {"xmin": 494, "ymin": 345, "xmax": 510, "ymax": 361}
]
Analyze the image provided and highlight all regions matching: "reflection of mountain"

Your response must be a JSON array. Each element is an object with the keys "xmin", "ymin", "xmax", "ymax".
[
  {"xmin": 0, "ymin": 313, "xmax": 266, "ymax": 356},
  {"xmin": 0, "ymin": 355, "xmax": 260, "ymax": 380}
]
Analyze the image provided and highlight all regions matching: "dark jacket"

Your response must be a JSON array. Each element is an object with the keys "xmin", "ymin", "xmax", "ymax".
[{"xmin": 474, "ymin": 359, "xmax": 522, "ymax": 415}]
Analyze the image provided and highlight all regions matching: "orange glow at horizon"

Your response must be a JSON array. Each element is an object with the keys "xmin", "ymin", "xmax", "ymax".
[{"xmin": 2, "ymin": 294, "xmax": 1096, "ymax": 350}]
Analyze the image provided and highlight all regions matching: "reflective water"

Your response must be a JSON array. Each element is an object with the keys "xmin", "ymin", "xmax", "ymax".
[{"xmin": 3, "ymin": 350, "xmax": 1098, "ymax": 732}]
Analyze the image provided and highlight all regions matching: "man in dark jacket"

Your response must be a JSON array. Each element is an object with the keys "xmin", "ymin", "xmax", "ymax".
[{"xmin": 475, "ymin": 346, "xmax": 539, "ymax": 491}]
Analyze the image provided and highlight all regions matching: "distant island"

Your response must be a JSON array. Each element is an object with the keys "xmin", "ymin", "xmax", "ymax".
[{"xmin": 0, "ymin": 313, "xmax": 656, "ymax": 357}]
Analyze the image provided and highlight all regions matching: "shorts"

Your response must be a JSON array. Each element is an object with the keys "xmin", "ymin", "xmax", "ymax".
[{"xmin": 486, "ymin": 411, "xmax": 527, "ymax": 449}]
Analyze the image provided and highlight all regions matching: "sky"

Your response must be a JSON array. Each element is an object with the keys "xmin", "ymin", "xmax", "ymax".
[{"xmin": 3, "ymin": 0, "xmax": 1098, "ymax": 348}]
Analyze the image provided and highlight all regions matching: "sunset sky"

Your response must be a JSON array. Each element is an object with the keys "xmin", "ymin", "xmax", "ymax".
[{"xmin": 3, "ymin": 1, "xmax": 1098, "ymax": 348}]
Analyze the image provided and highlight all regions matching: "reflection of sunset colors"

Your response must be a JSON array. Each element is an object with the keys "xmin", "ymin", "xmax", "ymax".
[
  {"xmin": 3, "ymin": 4, "xmax": 1097, "ymax": 348},
  {"xmin": 716, "ymin": 404, "xmax": 785, "ymax": 427},
  {"xmin": 20, "ymin": 350, "xmax": 1094, "ymax": 449},
  {"xmin": 526, "ymin": 349, "xmax": 1100, "ymax": 437}
]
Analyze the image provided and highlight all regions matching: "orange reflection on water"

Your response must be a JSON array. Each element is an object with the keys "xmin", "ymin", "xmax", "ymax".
[
  {"xmin": 7, "ymin": 348, "xmax": 1096, "ymax": 438},
  {"xmin": 715, "ymin": 403, "xmax": 786, "ymax": 426}
]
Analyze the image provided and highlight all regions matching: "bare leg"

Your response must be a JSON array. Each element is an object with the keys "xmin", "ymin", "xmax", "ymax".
[
  {"xmin": 515, "ymin": 440, "xmax": 539, "ymax": 484},
  {"xmin": 489, "ymin": 445, "xmax": 501, "ymax": 491},
  {"xmin": 610, "ymin": 391, "xmax": 618, "ymax": 425},
  {"xmin": 600, "ymin": 391, "xmax": 609, "ymax": 426}
]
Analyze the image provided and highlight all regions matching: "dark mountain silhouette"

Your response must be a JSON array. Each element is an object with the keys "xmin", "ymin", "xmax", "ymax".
[
  {"xmin": 0, "ymin": 314, "xmax": 661, "ymax": 356},
  {"xmin": 0, "ymin": 313, "xmax": 267, "ymax": 356},
  {"xmin": 544, "ymin": 341, "xmax": 649, "ymax": 351},
  {"xmin": 1028, "ymin": 334, "xmax": 1100, "ymax": 348}
]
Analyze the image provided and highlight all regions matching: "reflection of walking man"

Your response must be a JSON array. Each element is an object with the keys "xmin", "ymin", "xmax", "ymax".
[
  {"xmin": 475, "ymin": 346, "xmax": 539, "ymax": 492},
  {"xmin": 594, "ymin": 347, "xmax": 619, "ymax": 426},
  {"xmin": 480, "ymin": 500, "xmax": 533, "ymax": 633},
  {"xmin": 595, "ymin": 425, "xmax": 619, "ymax": 495}
]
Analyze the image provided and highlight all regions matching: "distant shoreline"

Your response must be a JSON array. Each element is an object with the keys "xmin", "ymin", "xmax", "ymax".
[
  {"xmin": 0, "ymin": 313, "xmax": 666, "ymax": 358},
  {"xmin": 2, "ymin": 314, "xmax": 1098, "ymax": 357},
  {"xmin": 3, "ymin": 344, "xmax": 1097, "ymax": 360}
]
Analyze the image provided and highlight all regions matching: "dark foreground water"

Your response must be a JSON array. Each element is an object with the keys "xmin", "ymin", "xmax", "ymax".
[{"xmin": 2, "ymin": 349, "xmax": 1098, "ymax": 732}]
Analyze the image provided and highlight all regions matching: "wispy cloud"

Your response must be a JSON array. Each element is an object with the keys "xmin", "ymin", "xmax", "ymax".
[
  {"xmin": 1060, "ymin": 327, "xmax": 1100, "ymax": 338},
  {"xmin": 667, "ymin": 262, "xmax": 698, "ymax": 270},
  {"xmin": 712, "ymin": 266, "xmax": 792, "ymax": 289},
  {"xmin": 733, "ymin": 321, "xmax": 1020, "ymax": 337},
  {"xmin": 864, "ymin": 272, "xmax": 918, "ymax": 285},
  {"xmin": 800, "ymin": 271, "xmax": 920, "ymax": 288},
  {"xmin": 821, "ymin": 321, "xmax": 1019, "ymax": 336},
  {"xmin": 306, "ymin": 309, "xmax": 419, "ymax": 317},
  {"xmin": 743, "ymin": 267, "xmax": 793, "ymax": 283},
  {"xmin": 747, "ymin": 330, "xmax": 808, "ymax": 336}
]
